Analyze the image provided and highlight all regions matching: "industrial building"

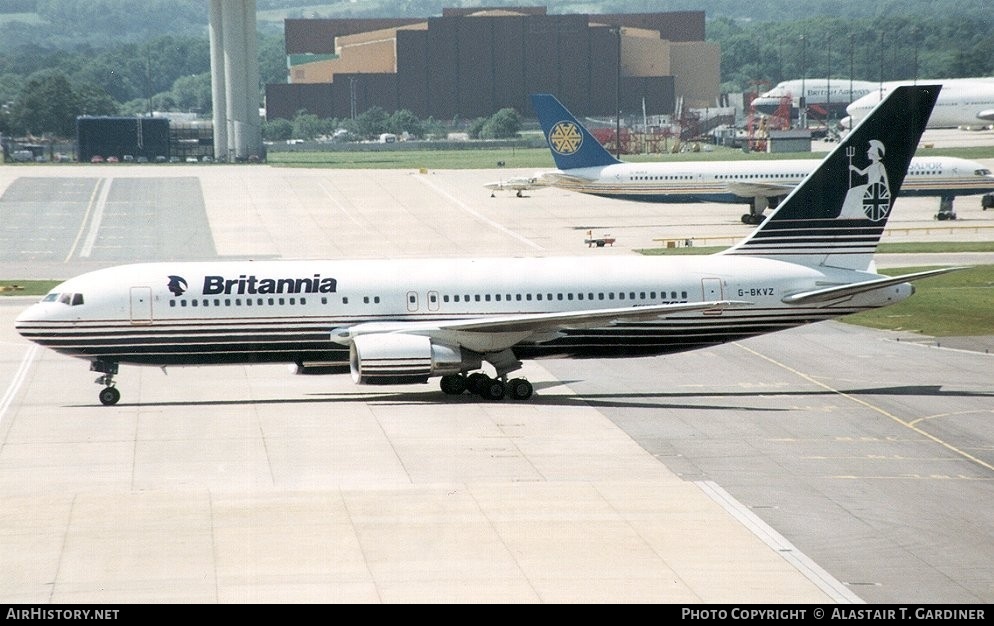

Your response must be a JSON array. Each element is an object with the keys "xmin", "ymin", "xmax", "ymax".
[
  {"xmin": 75, "ymin": 116, "xmax": 216, "ymax": 163},
  {"xmin": 265, "ymin": 7, "xmax": 719, "ymax": 122}
]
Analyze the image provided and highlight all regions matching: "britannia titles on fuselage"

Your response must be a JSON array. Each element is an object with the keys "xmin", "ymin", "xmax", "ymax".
[{"xmin": 201, "ymin": 274, "xmax": 338, "ymax": 296}]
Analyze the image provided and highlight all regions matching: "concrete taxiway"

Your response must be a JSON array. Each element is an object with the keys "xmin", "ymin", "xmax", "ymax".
[{"xmin": 1, "ymin": 136, "xmax": 993, "ymax": 602}]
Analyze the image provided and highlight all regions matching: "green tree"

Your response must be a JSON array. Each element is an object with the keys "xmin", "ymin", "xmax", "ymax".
[
  {"xmin": 480, "ymin": 108, "xmax": 521, "ymax": 139},
  {"xmin": 466, "ymin": 117, "xmax": 486, "ymax": 139},
  {"xmin": 10, "ymin": 71, "xmax": 79, "ymax": 137},
  {"xmin": 262, "ymin": 118, "xmax": 293, "ymax": 141},
  {"xmin": 291, "ymin": 112, "xmax": 324, "ymax": 140},
  {"xmin": 170, "ymin": 73, "xmax": 212, "ymax": 114},
  {"xmin": 354, "ymin": 106, "xmax": 389, "ymax": 139},
  {"xmin": 74, "ymin": 83, "xmax": 118, "ymax": 117},
  {"xmin": 386, "ymin": 109, "xmax": 424, "ymax": 138}
]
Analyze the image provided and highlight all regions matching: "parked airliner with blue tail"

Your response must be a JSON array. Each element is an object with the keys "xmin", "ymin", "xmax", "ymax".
[
  {"xmin": 16, "ymin": 86, "xmax": 957, "ymax": 406},
  {"xmin": 531, "ymin": 93, "xmax": 994, "ymax": 223}
]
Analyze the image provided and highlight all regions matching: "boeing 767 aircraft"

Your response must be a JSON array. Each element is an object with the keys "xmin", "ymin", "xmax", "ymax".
[{"xmin": 17, "ymin": 85, "xmax": 956, "ymax": 406}]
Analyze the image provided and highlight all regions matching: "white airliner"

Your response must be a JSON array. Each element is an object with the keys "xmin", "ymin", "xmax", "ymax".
[
  {"xmin": 531, "ymin": 93, "xmax": 994, "ymax": 224},
  {"xmin": 484, "ymin": 175, "xmax": 547, "ymax": 197},
  {"xmin": 16, "ymin": 85, "xmax": 959, "ymax": 406},
  {"xmin": 751, "ymin": 78, "xmax": 879, "ymax": 118},
  {"xmin": 844, "ymin": 78, "xmax": 994, "ymax": 129}
]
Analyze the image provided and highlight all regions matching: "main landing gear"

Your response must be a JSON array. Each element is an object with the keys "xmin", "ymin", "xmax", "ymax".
[
  {"xmin": 741, "ymin": 196, "xmax": 781, "ymax": 225},
  {"xmin": 439, "ymin": 372, "xmax": 534, "ymax": 401},
  {"xmin": 91, "ymin": 360, "xmax": 120, "ymax": 406},
  {"xmin": 934, "ymin": 196, "xmax": 957, "ymax": 221}
]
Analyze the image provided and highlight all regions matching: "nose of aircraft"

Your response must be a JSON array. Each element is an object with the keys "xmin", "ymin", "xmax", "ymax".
[{"xmin": 14, "ymin": 299, "xmax": 56, "ymax": 341}]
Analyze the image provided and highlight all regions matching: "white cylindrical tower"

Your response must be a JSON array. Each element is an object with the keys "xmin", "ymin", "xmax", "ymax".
[{"xmin": 209, "ymin": 0, "xmax": 261, "ymax": 162}]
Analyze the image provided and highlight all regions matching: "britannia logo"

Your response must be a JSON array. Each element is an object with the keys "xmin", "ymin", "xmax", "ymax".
[
  {"xmin": 167, "ymin": 275, "xmax": 188, "ymax": 296},
  {"xmin": 838, "ymin": 139, "xmax": 892, "ymax": 222},
  {"xmin": 548, "ymin": 121, "xmax": 583, "ymax": 155}
]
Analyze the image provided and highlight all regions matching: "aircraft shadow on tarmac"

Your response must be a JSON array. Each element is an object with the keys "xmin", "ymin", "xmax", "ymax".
[{"xmin": 63, "ymin": 383, "xmax": 994, "ymax": 411}]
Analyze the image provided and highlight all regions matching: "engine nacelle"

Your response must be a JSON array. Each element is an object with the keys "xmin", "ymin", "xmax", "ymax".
[{"xmin": 350, "ymin": 334, "xmax": 480, "ymax": 385}]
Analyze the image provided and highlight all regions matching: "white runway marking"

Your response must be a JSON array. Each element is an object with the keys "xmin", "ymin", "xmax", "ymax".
[
  {"xmin": 64, "ymin": 177, "xmax": 112, "ymax": 261},
  {"xmin": 696, "ymin": 480, "xmax": 865, "ymax": 604},
  {"xmin": 0, "ymin": 344, "xmax": 36, "ymax": 426}
]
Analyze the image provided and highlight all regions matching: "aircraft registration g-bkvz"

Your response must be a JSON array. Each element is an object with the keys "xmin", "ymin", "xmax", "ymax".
[
  {"xmin": 531, "ymin": 93, "xmax": 994, "ymax": 224},
  {"xmin": 17, "ymin": 85, "xmax": 958, "ymax": 406}
]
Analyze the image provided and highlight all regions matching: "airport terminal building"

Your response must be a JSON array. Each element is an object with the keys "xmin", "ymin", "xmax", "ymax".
[{"xmin": 265, "ymin": 7, "xmax": 719, "ymax": 121}]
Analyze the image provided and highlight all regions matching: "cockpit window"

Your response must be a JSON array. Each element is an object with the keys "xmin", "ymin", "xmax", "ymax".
[
  {"xmin": 45, "ymin": 292, "xmax": 84, "ymax": 306},
  {"xmin": 976, "ymin": 169, "xmax": 992, "ymax": 176}
]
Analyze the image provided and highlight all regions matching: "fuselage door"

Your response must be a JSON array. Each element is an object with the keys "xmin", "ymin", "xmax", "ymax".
[
  {"xmin": 702, "ymin": 278, "xmax": 722, "ymax": 300},
  {"xmin": 406, "ymin": 291, "xmax": 419, "ymax": 312},
  {"xmin": 427, "ymin": 290, "xmax": 440, "ymax": 312},
  {"xmin": 130, "ymin": 286, "xmax": 153, "ymax": 324}
]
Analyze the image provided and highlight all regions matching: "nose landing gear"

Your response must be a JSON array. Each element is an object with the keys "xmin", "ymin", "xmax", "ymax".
[{"xmin": 91, "ymin": 360, "xmax": 120, "ymax": 405}]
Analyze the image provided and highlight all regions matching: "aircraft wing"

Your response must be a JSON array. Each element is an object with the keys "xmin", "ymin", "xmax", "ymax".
[
  {"xmin": 484, "ymin": 177, "xmax": 548, "ymax": 192},
  {"xmin": 536, "ymin": 171, "xmax": 594, "ymax": 186},
  {"xmin": 332, "ymin": 300, "xmax": 750, "ymax": 353},
  {"xmin": 726, "ymin": 181, "xmax": 795, "ymax": 198},
  {"xmin": 781, "ymin": 267, "xmax": 965, "ymax": 304}
]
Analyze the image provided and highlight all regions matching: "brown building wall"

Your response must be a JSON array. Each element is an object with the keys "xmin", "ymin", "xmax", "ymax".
[
  {"xmin": 271, "ymin": 10, "xmax": 699, "ymax": 121},
  {"xmin": 491, "ymin": 17, "xmax": 526, "ymax": 112},
  {"xmin": 455, "ymin": 16, "xmax": 493, "ymax": 119},
  {"xmin": 670, "ymin": 41, "xmax": 721, "ymax": 108},
  {"xmin": 285, "ymin": 18, "xmax": 424, "ymax": 54},
  {"xmin": 600, "ymin": 12, "xmax": 705, "ymax": 42},
  {"xmin": 265, "ymin": 82, "xmax": 334, "ymax": 120},
  {"xmin": 396, "ymin": 30, "xmax": 430, "ymax": 117}
]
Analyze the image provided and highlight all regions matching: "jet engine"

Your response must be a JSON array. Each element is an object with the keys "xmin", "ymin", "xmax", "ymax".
[{"xmin": 349, "ymin": 333, "xmax": 481, "ymax": 385}]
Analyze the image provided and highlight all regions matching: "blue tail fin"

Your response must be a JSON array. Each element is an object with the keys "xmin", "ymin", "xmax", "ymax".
[
  {"xmin": 724, "ymin": 84, "xmax": 940, "ymax": 271},
  {"xmin": 530, "ymin": 93, "xmax": 620, "ymax": 170}
]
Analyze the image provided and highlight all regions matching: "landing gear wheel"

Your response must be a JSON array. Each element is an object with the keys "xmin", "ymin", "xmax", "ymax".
[
  {"xmin": 481, "ymin": 378, "xmax": 506, "ymax": 401},
  {"xmin": 99, "ymin": 387, "xmax": 120, "ymax": 406},
  {"xmin": 507, "ymin": 378, "xmax": 533, "ymax": 400},
  {"xmin": 440, "ymin": 374, "xmax": 467, "ymax": 395},
  {"xmin": 466, "ymin": 372, "xmax": 490, "ymax": 395}
]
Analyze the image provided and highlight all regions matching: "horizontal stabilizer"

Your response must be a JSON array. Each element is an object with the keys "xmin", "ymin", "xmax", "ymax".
[{"xmin": 781, "ymin": 267, "xmax": 966, "ymax": 304}]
